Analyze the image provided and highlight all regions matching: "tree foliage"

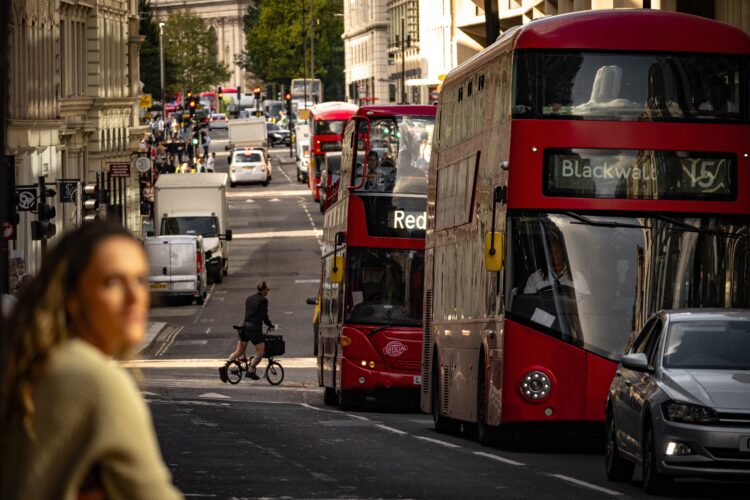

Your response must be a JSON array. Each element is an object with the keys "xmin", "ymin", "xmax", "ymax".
[
  {"xmin": 163, "ymin": 10, "xmax": 231, "ymax": 93},
  {"xmin": 138, "ymin": 0, "xmax": 162, "ymax": 98},
  {"xmin": 238, "ymin": 0, "xmax": 345, "ymax": 100}
]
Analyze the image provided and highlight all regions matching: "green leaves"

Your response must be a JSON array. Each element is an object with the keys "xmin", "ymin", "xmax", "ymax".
[{"xmin": 238, "ymin": 0, "xmax": 345, "ymax": 100}]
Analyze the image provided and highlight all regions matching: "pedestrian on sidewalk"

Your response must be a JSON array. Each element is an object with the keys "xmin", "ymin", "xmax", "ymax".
[
  {"xmin": 0, "ymin": 221, "xmax": 183, "ymax": 500},
  {"xmin": 206, "ymin": 152, "xmax": 216, "ymax": 173}
]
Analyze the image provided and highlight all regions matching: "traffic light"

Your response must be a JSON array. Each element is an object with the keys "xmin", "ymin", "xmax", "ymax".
[
  {"xmin": 217, "ymin": 86, "xmax": 223, "ymax": 99},
  {"xmin": 31, "ymin": 180, "xmax": 56, "ymax": 240},
  {"xmin": 284, "ymin": 92, "xmax": 292, "ymax": 116},
  {"xmin": 189, "ymin": 97, "xmax": 197, "ymax": 116},
  {"xmin": 186, "ymin": 89, "xmax": 192, "ymax": 100},
  {"xmin": 81, "ymin": 183, "xmax": 100, "ymax": 222},
  {"xmin": 253, "ymin": 87, "xmax": 262, "ymax": 100}
]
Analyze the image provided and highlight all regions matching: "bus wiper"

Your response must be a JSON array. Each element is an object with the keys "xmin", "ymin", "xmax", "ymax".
[
  {"xmin": 368, "ymin": 325, "xmax": 389, "ymax": 336},
  {"xmin": 652, "ymin": 215, "xmax": 747, "ymax": 239},
  {"xmin": 564, "ymin": 212, "xmax": 648, "ymax": 229}
]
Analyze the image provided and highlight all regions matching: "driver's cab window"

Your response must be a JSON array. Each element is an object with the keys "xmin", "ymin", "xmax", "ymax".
[{"xmin": 352, "ymin": 120, "xmax": 370, "ymax": 187}]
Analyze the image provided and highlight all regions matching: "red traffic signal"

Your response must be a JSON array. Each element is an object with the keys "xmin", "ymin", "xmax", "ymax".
[
  {"xmin": 189, "ymin": 98, "xmax": 197, "ymax": 109},
  {"xmin": 284, "ymin": 93, "xmax": 291, "ymax": 101},
  {"xmin": 253, "ymin": 87, "xmax": 262, "ymax": 99}
]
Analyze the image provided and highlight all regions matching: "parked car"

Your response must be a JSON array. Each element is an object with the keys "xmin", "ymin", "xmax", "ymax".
[
  {"xmin": 295, "ymin": 141, "xmax": 310, "ymax": 183},
  {"xmin": 605, "ymin": 309, "xmax": 750, "ymax": 494},
  {"xmin": 209, "ymin": 113, "xmax": 229, "ymax": 130},
  {"xmin": 229, "ymin": 148, "xmax": 270, "ymax": 187},
  {"xmin": 266, "ymin": 121, "xmax": 291, "ymax": 146},
  {"xmin": 145, "ymin": 235, "xmax": 208, "ymax": 305}
]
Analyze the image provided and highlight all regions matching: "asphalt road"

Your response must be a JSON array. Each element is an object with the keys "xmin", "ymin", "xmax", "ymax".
[{"xmin": 133, "ymin": 135, "xmax": 747, "ymax": 499}]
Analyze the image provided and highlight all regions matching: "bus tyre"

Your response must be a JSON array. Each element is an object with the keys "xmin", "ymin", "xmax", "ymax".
[
  {"xmin": 339, "ymin": 390, "xmax": 364, "ymax": 411},
  {"xmin": 643, "ymin": 424, "xmax": 672, "ymax": 494},
  {"xmin": 432, "ymin": 359, "xmax": 460, "ymax": 434},
  {"xmin": 323, "ymin": 387, "xmax": 337, "ymax": 406},
  {"xmin": 605, "ymin": 410, "xmax": 634, "ymax": 482},
  {"xmin": 476, "ymin": 357, "xmax": 498, "ymax": 446}
]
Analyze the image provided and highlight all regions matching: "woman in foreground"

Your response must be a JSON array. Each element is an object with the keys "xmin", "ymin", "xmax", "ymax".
[{"xmin": 1, "ymin": 221, "xmax": 182, "ymax": 499}]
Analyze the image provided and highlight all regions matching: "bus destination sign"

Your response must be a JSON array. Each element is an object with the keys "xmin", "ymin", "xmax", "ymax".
[
  {"xmin": 361, "ymin": 195, "xmax": 427, "ymax": 238},
  {"xmin": 544, "ymin": 148, "xmax": 736, "ymax": 201}
]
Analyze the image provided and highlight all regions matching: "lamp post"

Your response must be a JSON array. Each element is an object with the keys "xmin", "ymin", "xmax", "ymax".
[{"xmin": 159, "ymin": 22, "xmax": 165, "ymax": 100}]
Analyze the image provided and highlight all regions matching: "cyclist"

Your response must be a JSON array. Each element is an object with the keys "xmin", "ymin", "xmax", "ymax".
[{"xmin": 226, "ymin": 281, "xmax": 275, "ymax": 380}]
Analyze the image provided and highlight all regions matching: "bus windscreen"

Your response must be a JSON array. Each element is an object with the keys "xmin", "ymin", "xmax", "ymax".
[
  {"xmin": 544, "ymin": 148, "xmax": 736, "ymax": 200},
  {"xmin": 513, "ymin": 51, "xmax": 747, "ymax": 122}
]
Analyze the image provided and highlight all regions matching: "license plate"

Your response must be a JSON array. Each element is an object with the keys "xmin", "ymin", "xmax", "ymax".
[
  {"xmin": 150, "ymin": 283, "xmax": 167, "ymax": 289},
  {"xmin": 413, "ymin": 376, "xmax": 422, "ymax": 385},
  {"xmin": 741, "ymin": 436, "xmax": 750, "ymax": 452},
  {"xmin": 243, "ymin": 166, "xmax": 255, "ymax": 171}
]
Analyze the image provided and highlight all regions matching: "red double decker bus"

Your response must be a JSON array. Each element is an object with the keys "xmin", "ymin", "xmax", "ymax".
[
  {"xmin": 422, "ymin": 10, "xmax": 750, "ymax": 442},
  {"xmin": 317, "ymin": 105, "xmax": 436, "ymax": 409},
  {"xmin": 307, "ymin": 102, "xmax": 358, "ymax": 202}
]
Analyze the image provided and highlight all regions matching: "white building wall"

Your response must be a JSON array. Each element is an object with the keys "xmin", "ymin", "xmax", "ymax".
[{"xmin": 343, "ymin": 0, "xmax": 392, "ymax": 104}]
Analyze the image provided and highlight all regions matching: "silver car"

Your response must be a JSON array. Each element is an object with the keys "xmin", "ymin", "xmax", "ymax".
[{"xmin": 606, "ymin": 310, "xmax": 750, "ymax": 493}]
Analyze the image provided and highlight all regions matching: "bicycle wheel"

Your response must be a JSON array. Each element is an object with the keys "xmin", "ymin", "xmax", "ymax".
[
  {"xmin": 226, "ymin": 361, "xmax": 243, "ymax": 384},
  {"xmin": 266, "ymin": 360, "xmax": 284, "ymax": 385}
]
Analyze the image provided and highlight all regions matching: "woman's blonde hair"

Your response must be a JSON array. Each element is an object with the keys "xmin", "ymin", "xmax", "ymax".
[{"xmin": 1, "ymin": 221, "xmax": 134, "ymax": 437}]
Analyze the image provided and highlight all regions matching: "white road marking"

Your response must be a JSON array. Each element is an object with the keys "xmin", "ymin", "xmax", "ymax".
[
  {"xmin": 414, "ymin": 436, "xmax": 461, "ymax": 448},
  {"xmin": 141, "ymin": 391, "xmax": 159, "ymax": 396},
  {"xmin": 233, "ymin": 229, "xmax": 322, "ymax": 239},
  {"xmin": 245, "ymin": 199, "xmax": 255, "ymax": 203},
  {"xmin": 294, "ymin": 279, "xmax": 319, "ymax": 284},
  {"xmin": 226, "ymin": 189, "xmax": 309, "ymax": 198},
  {"xmin": 205, "ymin": 327, "xmax": 211, "ymax": 334},
  {"xmin": 198, "ymin": 392, "xmax": 232, "ymax": 399},
  {"xmin": 155, "ymin": 326, "xmax": 183, "ymax": 356},
  {"xmin": 192, "ymin": 284, "xmax": 214, "ymax": 324},
  {"xmin": 345, "ymin": 413, "xmax": 370, "ymax": 421},
  {"xmin": 375, "ymin": 424, "xmax": 408, "ymax": 435},
  {"xmin": 268, "ymin": 197, "xmax": 281, "ymax": 202},
  {"xmin": 473, "ymin": 451, "xmax": 525, "ymax": 466},
  {"xmin": 549, "ymin": 474, "xmax": 623, "ymax": 496},
  {"xmin": 310, "ymin": 472, "xmax": 336, "ymax": 482}
]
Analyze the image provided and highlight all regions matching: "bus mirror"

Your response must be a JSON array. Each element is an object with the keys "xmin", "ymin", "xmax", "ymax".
[
  {"xmin": 484, "ymin": 232, "xmax": 504, "ymax": 272},
  {"xmin": 331, "ymin": 255, "xmax": 344, "ymax": 283},
  {"xmin": 335, "ymin": 231, "xmax": 345, "ymax": 245}
]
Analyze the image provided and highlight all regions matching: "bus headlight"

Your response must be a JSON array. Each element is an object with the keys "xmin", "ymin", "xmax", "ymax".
[{"xmin": 520, "ymin": 370, "xmax": 551, "ymax": 401}]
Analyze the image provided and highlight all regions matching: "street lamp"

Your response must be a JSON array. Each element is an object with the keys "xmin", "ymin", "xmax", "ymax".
[{"xmin": 159, "ymin": 22, "xmax": 165, "ymax": 100}]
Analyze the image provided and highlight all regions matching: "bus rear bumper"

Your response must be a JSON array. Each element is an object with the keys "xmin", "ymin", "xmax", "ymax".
[{"xmin": 340, "ymin": 358, "xmax": 422, "ymax": 392}]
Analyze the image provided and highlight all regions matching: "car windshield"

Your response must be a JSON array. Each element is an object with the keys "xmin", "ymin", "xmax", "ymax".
[
  {"xmin": 161, "ymin": 216, "xmax": 218, "ymax": 238},
  {"xmin": 234, "ymin": 152, "xmax": 262, "ymax": 163},
  {"xmin": 353, "ymin": 115, "xmax": 434, "ymax": 195},
  {"xmin": 345, "ymin": 248, "xmax": 424, "ymax": 326},
  {"xmin": 514, "ymin": 50, "xmax": 748, "ymax": 122},
  {"xmin": 315, "ymin": 119, "xmax": 346, "ymax": 135},
  {"xmin": 665, "ymin": 320, "xmax": 750, "ymax": 369},
  {"xmin": 266, "ymin": 123, "xmax": 279, "ymax": 131},
  {"xmin": 508, "ymin": 213, "xmax": 750, "ymax": 360}
]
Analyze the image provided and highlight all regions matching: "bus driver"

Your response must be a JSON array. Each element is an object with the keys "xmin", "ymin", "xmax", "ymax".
[{"xmin": 524, "ymin": 232, "xmax": 590, "ymax": 295}]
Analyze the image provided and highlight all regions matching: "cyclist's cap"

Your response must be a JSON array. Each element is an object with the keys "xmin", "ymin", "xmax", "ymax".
[{"xmin": 257, "ymin": 281, "xmax": 269, "ymax": 292}]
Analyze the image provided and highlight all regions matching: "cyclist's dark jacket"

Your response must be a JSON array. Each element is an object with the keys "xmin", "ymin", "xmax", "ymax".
[{"xmin": 244, "ymin": 292, "xmax": 273, "ymax": 334}]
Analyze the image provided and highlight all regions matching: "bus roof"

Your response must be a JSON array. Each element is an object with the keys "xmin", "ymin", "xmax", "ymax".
[
  {"xmin": 313, "ymin": 107, "xmax": 358, "ymax": 121},
  {"xmin": 353, "ymin": 105, "xmax": 437, "ymax": 119},
  {"xmin": 446, "ymin": 10, "xmax": 750, "ymax": 85}
]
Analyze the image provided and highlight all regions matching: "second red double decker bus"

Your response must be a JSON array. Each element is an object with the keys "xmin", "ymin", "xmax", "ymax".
[
  {"xmin": 317, "ymin": 105, "xmax": 436, "ymax": 409},
  {"xmin": 307, "ymin": 102, "xmax": 358, "ymax": 202},
  {"xmin": 422, "ymin": 9, "xmax": 750, "ymax": 443}
]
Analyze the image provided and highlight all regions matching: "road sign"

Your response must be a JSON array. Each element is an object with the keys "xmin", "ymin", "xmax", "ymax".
[
  {"xmin": 139, "ymin": 94, "xmax": 153, "ymax": 108},
  {"xmin": 15, "ymin": 187, "xmax": 37, "ymax": 212},
  {"xmin": 59, "ymin": 181, "xmax": 79, "ymax": 203},
  {"xmin": 109, "ymin": 163, "xmax": 131, "ymax": 177},
  {"xmin": 2, "ymin": 222, "xmax": 14, "ymax": 240},
  {"xmin": 135, "ymin": 156, "xmax": 152, "ymax": 173}
]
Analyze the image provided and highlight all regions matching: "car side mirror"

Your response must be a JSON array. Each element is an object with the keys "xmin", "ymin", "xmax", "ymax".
[
  {"xmin": 621, "ymin": 353, "xmax": 653, "ymax": 373},
  {"xmin": 225, "ymin": 229, "xmax": 233, "ymax": 241},
  {"xmin": 306, "ymin": 297, "xmax": 317, "ymax": 305}
]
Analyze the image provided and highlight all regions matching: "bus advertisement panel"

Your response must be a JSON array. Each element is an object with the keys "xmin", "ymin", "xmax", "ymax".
[
  {"xmin": 318, "ymin": 105, "xmax": 436, "ymax": 409},
  {"xmin": 422, "ymin": 10, "xmax": 750, "ymax": 443},
  {"xmin": 307, "ymin": 102, "xmax": 358, "ymax": 201}
]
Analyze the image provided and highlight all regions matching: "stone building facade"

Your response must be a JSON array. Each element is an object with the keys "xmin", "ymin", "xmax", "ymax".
[
  {"xmin": 6, "ymin": 0, "xmax": 146, "ymax": 280},
  {"xmin": 343, "ymin": 0, "xmax": 392, "ymax": 105},
  {"xmin": 149, "ymin": 0, "xmax": 254, "ymax": 90}
]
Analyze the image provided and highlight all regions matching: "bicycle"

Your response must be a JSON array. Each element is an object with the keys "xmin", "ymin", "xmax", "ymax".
[{"xmin": 225, "ymin": 326, "xmax": 285, "ymax": 385}]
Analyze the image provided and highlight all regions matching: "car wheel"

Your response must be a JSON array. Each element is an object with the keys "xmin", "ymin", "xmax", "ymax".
[
  {"xmin": 605, "ymin": 410, "xmax": 635, "ymax": 481},
  {"xmin": 642, "ymin": 423, "xmax": 672, "ymax": 494},
  {"xmin": 297, "ymin": 170, "xmax": 302, "ymax": 182},
  {"xmin": 230, "ymin": 182, "xmax": 236, "ymax": 188},
  {"xmin": 262, "ymin": 180, "xmax": 269, "ymax": 187},
  {"xmin": 196, "ymin": 294, "xmax": 205, "ymax": 305},
  {"xmin": 213, "ymin": 269, "xmax": 223, "ymax": 285}
]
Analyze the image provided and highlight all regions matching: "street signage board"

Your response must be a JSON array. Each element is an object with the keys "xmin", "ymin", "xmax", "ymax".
[
  {"xmin": 135, "ymin": 156, "xmax": 152, "ymax": 173},
  {"xmin": 59, "ymin": 181, "xmax": 79, "ymax": 203},
  {"xmin": 15, "ymin": 186, "xmax": 37, "ymax": 212},
  {"xmin": 139, "ymin": 94, "xmax": 153, "ymax": 108},
  {"xmin": 109, "ymin": 163, "xmax": 131, "ymax": 178}
]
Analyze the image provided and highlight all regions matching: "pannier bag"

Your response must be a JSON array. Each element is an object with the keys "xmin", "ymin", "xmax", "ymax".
[{"xmin": 264, "ymin": 334, "xmax": 285, "ymax": 357}]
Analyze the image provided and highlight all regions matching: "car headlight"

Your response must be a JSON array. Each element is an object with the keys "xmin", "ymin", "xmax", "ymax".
[{"xmin": 662, "ymin": 401, "xmax": 718, "ymax": 424}]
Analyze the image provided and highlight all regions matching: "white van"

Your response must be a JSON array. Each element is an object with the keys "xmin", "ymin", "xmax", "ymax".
[{"xmin": 146, "ymin": 235, "xmax": 208, "ymax": 305}]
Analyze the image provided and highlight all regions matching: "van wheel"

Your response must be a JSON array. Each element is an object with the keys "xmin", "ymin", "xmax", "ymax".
[
  {"xmin": 213, "ymin": 269, "xmax": 223, "ymax": 284},
  {"xmin": 262, "ymin": 180, "xmax": 269, "ymax": 187},
  {"xmin": 297, "ymin": 170, "xmax": 302, "ymax": 182},
  {"xmin": 196, "ymin": 295, "xmax": 205, "ymax": 305},
  {"xmin": 230, "ymin": 182, "xmax": 236, "ymax": 188}
]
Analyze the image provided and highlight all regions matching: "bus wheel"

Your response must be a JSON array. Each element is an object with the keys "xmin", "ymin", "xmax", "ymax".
[
  {"xmin": 477, "ymin": 356, "xmax": 498, "ymax": 446},
  {"xmin": 432, "ymin": 359, "xmax": 460, "ymax": 434},
  {"xmin": 339, "ymin": 390, "xmax": 364, "ymax": 411},
  {"xmin": 323, "ymin": 387, "xmax": 337, "ymax": 406}
]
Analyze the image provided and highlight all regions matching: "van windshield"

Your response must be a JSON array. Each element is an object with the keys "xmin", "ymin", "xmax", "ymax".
[{"xmin": 162, "ymin": 216, "xmax": 218, "ymax": 238}]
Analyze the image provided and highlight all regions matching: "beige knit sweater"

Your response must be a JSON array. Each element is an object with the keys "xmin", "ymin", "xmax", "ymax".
[{"xmin": 1, "ymin": 338, "xmax": 183, "ymax": 500}]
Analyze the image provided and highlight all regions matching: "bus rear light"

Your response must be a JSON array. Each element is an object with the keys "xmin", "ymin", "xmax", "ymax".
[
  {"xmin": 340, "ymin": 336, "xmax": 352, "ymax": 347},
  {"xmin": 360, "ymin": 360, "xmax": 376, "ymax": 369},
  {"xmin": 520, "ymin": 370, "xmax": 551, "ymax": 402}
]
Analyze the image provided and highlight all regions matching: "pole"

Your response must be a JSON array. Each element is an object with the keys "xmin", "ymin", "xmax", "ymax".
[
  {"xmin": 401, "ymin": 18, "xmax": 406, "ymax": 104},
  {"xmin": 159, "ymin": 23, "xmax": 165, "ymax": 100},
  {"xmin": 483, "ymin": 0, "xmax": 499, "ymax": 48},
  {"xmin": 310, "ymin": 0, "xmax": 315, "ymax": 102},
  {"xmin": 1, "ymin": 2, "xmax": 11, "ymax": 293},
  {"xmin": 302, "ymin": 1, "xmax": 308, "ymax": 109}
]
